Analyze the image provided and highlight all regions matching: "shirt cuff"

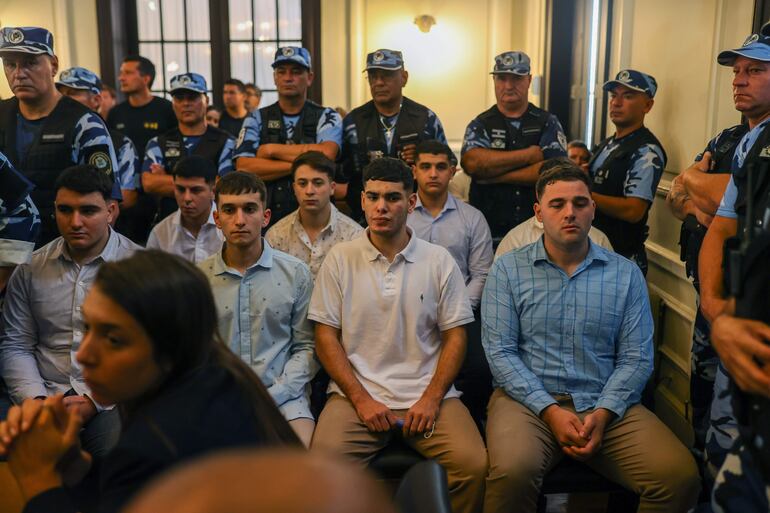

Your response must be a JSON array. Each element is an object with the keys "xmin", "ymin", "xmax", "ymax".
[
  {"xmin": 520, "ymin": 389, "xmax": 557, "ymax": 416},
  {"xmin": 0, "ymin": 238, "xmax": 35, "ymax": 266},
  {"xmin": 593, "ymin": 396, "xmax": 628, "ymax": 419}
]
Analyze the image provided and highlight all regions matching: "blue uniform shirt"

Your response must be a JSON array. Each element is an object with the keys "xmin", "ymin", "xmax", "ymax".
[
  {"xmin": 589, "ymin": 138, "xmax": 665, "ymax": 203},
  {"xmin": 142, "ymin": 135, "xmax": 235, "ymax": 176},
  {"xmin": 342, "ymin": 107, "xmax": 447, "ymax": 155},
  {"xmin": 115, "ymin": 134, "xmax": 140, "ymax": 190},
  {"xmin": 482, "ymin": 239, "xmax": 654, "ymax": 418},
  {"xmin": 233, "ymin": 105, "xmax": 342, "ymax": 159},
  {"xmin": 461, "ymin": 110, "xmax": 567, "ymax": 159},
  {"xmin": 0, "ymin": 152, "xmax": 40, "ymax": 266},
  {"xmin": 717, "ymin": 118, "xmax": 770, "ymax": 219},
  {"xmin": 16, "ymin": 111, "xmax": 122, "ymax": 200}
]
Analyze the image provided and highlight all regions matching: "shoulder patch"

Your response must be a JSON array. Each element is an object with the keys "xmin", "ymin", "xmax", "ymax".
[{"xmin": 88, "ymin": 151, "xmax": 112, "ymax": 174}]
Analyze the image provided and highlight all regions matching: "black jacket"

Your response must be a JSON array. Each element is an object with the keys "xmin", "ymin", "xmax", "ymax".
[{"xmin": 23, "ymin": 365, "xmax": 274, "ymax": 513}]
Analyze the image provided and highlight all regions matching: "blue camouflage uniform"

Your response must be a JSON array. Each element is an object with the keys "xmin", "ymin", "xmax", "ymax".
[
  {"xmin": 0, "ymin": 27, "xmax": 120, "ymax": 246},
  {"xmin": 0, "ymin": 151, "xmax": 39, "ymax": 270},
  {"xmin": 709, "ymin": 30, "xmax": 770, "ymax": 512},
  {"xmin": 56, "ymin": 66, "xmax": 140, "ymax": 194}
]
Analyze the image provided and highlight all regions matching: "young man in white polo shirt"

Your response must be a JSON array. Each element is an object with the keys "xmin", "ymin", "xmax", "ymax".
[
  {"xmin": 309, "ymin": 157, "xmax": 487, "ymax": 513},
  {"xmin": 146, "ymin": 155, "xmax": 223, "ymax": 263}
]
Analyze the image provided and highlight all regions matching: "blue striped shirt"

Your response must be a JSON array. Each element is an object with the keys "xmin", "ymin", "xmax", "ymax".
[{"xmin": 481, "ymin": 238, "xmax": 653, "ymax": 418}]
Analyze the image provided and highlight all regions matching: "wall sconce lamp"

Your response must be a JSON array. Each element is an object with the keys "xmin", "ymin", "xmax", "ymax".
[{"xmin": 414, "ymin": 14, "xmax": 436, "ymax": 33}]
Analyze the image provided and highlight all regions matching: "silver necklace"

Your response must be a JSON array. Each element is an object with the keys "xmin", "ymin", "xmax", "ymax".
[{"xmin": 378, "ymin": 103, "xmax": 402, "ymax": 138}]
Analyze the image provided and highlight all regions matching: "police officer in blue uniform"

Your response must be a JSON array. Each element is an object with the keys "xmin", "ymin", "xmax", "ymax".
[
  {"xmin": 698, "ymin": 34, "xmax": 770, "ymax": 500},
  {"xmin": 588, "ymin": 70, "xmax": 666, "ymax": 275},
  {"xmin": 55, "ymin": 67, "xmax": 140, "ymax": 211},
  {"xmin": 462, "ymin": 51, "xmax": 567, "ymax": 244},
  {"xmin": 142, "ymin": 73, "xmax": 234, "ymax": 224},
  {"xmin": 667, "ymin": 122, "xmax": 748, "ymax": 474},
  {"xmin": 0, "ymin": 26, "xmax": 120, "ymax": 247},
  {"xmin": 341, "ymin": 49, "xmax": 447, "ymax": 222},
  {"xmin": 697, "ymin": 30, "xmax": 770, "ymax": 512},
  {"xmin": 233, "ymin": 47, "xmax": 342, "ymax": 227}
]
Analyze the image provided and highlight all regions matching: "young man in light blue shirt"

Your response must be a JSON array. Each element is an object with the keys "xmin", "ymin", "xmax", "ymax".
[
  {"xmin": 199, "ymin": 171, "xmax": 317, "ymax": 446},
  {"xmin": 481, "ymin": 162, "xmax": 698, "ymax": 513}
]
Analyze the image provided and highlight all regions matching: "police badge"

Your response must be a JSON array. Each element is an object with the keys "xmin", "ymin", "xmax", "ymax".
[
  {"xmin": 503, "ymin": 55, "xmax": 514, "ymax": 66},
  {"xmin": 60, "ymin": 69, "xmax": 72, "ymax": 81},
  {"xmin": 491, "ymin": 139, "xmax": 505, "ymax": 149},
  {"xmin": 179, "ymin": 75, "xmax": 192, "ymax": 85},
  {"xmin": 8, "ymin": 29, "xmax": 24, "ymax": 45},
  {"xmin": 744, "ymin": 34, "xmax": 760, "ymax": 47},
  {"xmin": 88, "ymin": 152, "xmax": 112, "ymax": 174},
  {"xmin": 618, "ymin": 70, "xmax": 631, "ymax": 83},
  {"xmin": 165, "ymin": 147, "xmax": 181, "ymax": 158},
  {"xmin": 267, "ymin": 120, "xmax": 281, "ymax": 129},
  {"xmin": 373, "ymin": 51, "xmax": 385, "ymax": 62},
  {"xmin": 282, "ymin": 47, "xmax": 295, "ymax": 57},
  {"xmin": 368, "ymin": 150, "xmax": 385, "ymax": 160}
]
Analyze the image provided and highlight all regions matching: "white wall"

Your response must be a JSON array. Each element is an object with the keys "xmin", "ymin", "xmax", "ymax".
[{"xmin": 0, "ymin": 0, "xmax": 100, "ymax": 99}]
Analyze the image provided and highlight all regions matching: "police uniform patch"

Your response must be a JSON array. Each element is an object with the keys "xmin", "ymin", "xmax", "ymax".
[
  {"xmin": 491, "ymin": 139, "xmax": 505, "ymax": 149},
  {"xmin": 373, "ymin": 51, "xmax": 385, "ymax": 62},
  {"xmin": 503, "ymin": 55, "xmax": 514, "ymax": 66},
  {"xmin": 8, "ymin": 29, "xmax": 24, "ymax": 44},
  {"xmin": 267, "ymin": 120, "xmax": 281, "ymax": 129},
  {"xmin": 557, "ymin": 131, "xmax": 567, "ymax": 150},
  {"xmin": 60, "ymin": 69, "xmax": 72, "ymax": 81},
  {"xmin": 618, "ymin": 70, "xmax": 631, "ymax": 83},
  {"xmin": 88, "ymin": 152, "xmax": 112, "ymax": 174},
  {"xmin": 165, "ymin": 147, "xmax": 181, "ymax": 158},
  {"xmin": 179, "ymin": 75, "xmax": 192, "ymax": 85},
  {"xmin": 759, "ymin": 144, "xmax": 770, "ymax": 158},
  {"xmin": 236, "ymin": 127, "xmax": 246, "ymax": 148},
  {"xmin": 282, "ymin": 47, "xmax": 295, "ymax": 57}
]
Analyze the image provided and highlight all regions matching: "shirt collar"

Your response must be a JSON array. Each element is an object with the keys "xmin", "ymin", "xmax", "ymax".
[
  {"xmin": 50, "ymin": 227, "xmax": 120, "ymax": 265},
  {"xmin": 293, "ymin": 204, "xmax": 339, "ymax": 235},
  {"xmin": 414, "ymin": 193, "xmax": 457, "ymax": 217},
  {"xmin": 213, "ymin": 238, "xmax": 274, "ymax": 276},
  {"xmin": 531, "ymin": 235, "xmax": 608, "ymax": 270},
  {"xmin": 361, "ymin": 226, "xmax": 418, "ymax": 263},
  {"xmin": 171, "ymin": 203, "xmax": 218, "ymax": 228}
]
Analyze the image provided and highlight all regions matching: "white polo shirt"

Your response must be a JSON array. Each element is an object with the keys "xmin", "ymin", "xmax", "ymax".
[
  {"xmin": 146, "ymin": 205, "xmax": 223, "ymax": 263},
  {"xmin": 308, "ymin": 228, "xmax": 474, "ymax": 409}
]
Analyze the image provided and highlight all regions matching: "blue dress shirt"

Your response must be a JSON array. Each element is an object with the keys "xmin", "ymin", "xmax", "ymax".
[
  {"xmin": 199, "ymin": 240, "xmax": 317, "ymax": 421},
  {"xmin": 407, "ymin": 194, "xmax": 493, "ymax": 309},
  {"xmin": 481, "ymin": 238, "xmax": 653, "ymax": 418}
]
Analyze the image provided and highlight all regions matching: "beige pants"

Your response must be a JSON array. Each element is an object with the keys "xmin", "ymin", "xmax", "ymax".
[
  {"xmin": 312, "ymin": 394, "xmax": 488, "ymax": 513},
  {"xmin": 289, "ymin": 418, "xmax": 315, "ymax": 447},
  {"xmin": 483, "ymin": 389, "xmax": 700, "ymax": 513}
]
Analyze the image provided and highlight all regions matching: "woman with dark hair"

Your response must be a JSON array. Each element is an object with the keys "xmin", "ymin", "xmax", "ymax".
[{"xmin": 0, "ymin": 250, "xmax": 299, "ymax": 513}]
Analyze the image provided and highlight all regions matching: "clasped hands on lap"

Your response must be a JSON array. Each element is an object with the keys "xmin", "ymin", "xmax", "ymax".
[
  {"xmin": 0, "ymin": 395, "xmax": 92, "ymax": 500},
  {"xmin": 540, "ymin": 404, "xmax": 615, "ymax": 461},
  {"xmin": 352, "ymin": 393, "xmax": 439, "ymax": 437}
]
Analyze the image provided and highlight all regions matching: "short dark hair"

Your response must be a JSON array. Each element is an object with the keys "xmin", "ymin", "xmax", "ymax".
[
  {"xmin": 215, "ymin": 171, "xmax": 267, "ymax": 206},
  {"xmin": 102, "ymin": 84, "xmax": 117, "ymax": 98},
  {"xmin": 362, "ymin": 157, "xmax": 413, "ymax": 191},
  {"xmin": 123, "ymin": 55, "xmax": 157, "ymax": 88},
  {"xmin": 54, "ymin": 165, "xmax": 114, "ymax": 200},
  {"xmin": 224, "ymin": 78, "xmax": 246, "ymax": 93},
  {"xmin": 567, "ymin": 140, "xmax": 589, "ymax": 151},
  {"xmin": 291, "ymin": 151, "xmax": 336, "ymax": 181},
  {"xmin": 244, "ymin": 83, "xmax": 262, "ymax": 96},
  {"xmin": 535, "ymin": 161, "xmax": 593, "ymax": 200},
  {"xmin": 174, "ymin": 155, "xmax": 218, "ymax": 184},
  {"xmin": 414, "ymin": 140, "xmax": 458, "ymax": 166},
  {"xmin": 206, "ymin": 105, "xmax": 221, "ymax": 114}
]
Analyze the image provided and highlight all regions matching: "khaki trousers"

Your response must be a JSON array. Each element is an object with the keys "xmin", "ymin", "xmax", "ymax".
[
  {"xmin": 483, "ymin": 389, "xmax": 700, "ymax": 513},
  {"xmin": 312, "ymin": 394, "xmax": 488, "ymax": 513}
]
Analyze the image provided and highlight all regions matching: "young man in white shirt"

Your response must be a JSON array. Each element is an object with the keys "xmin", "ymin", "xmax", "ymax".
[
  {"xmin": 146, "ymin": 155, "xmax": 223, "ymax": 263},
  {"xmin": 309, "ymin": 157, "xmax": 487, "ymax": 513},
  {"xmin": 266, "ymin": 151, "xmax": 362, "ymax": 279}
]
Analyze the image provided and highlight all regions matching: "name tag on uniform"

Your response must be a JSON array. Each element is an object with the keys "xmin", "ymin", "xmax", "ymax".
[
  {"xmin": 267, "ymin": 120, "xmax": 281, "ymax": 129},
  {"xmin": 759, "ymin": 145, "xmax": 770, "ymax": 159},
  {"xmin": 41, "ymin": 133, "xmax": 65, "ymax": 143}
]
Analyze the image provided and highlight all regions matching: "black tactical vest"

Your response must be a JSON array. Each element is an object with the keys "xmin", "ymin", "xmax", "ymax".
[
  {"xmin": 468, "ymin": 103, "xmax": 548, "ymax": 240},
  {"xmin": 258, "ymin": 101, "xmax": 324, "ymax": 225},
  {"xmin": 344, "ymin": 97, "xmax": 430, "ymax": 220},
  {"xmin": 154, "ymin": 125, "xmax": 231, "ymax": 221},
  {"xmin": 678, "ymin": 124, "xmax": 747, "ymax": 287},
  {"xmin": 588, "ymin": 126, "xmax": 667, "ymax": 258},
  {"xmin": 0, "ymin": 96, "xmax": 97, "ymax": 245}
]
